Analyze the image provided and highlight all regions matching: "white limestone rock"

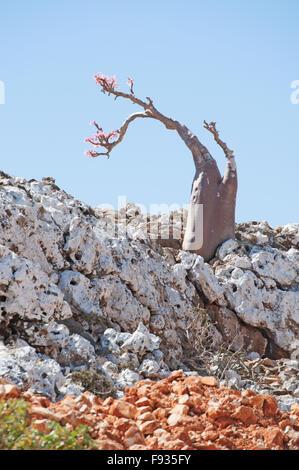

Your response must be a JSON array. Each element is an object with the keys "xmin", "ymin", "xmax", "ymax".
[
  {"xmin": 0, "ymin": 246, "xmax": 72, "ymax": 324},
  {"xmin": 121, "ymin": 322, "xmax": 161, "ymax": 356},
  {"xmin": 179, "ymin": 251, "xmax": 226, "ymax": 305},
  {"xmin": 216, "ymin": 239, "xmax": 239, "ymax": 260},
  {"xmin": 0, "ymin": 340, "xmax": 65, "ymax": 399},
  {"xmin": 114, "ymin": 368, "xmax": 141, "ymax": 391},
  {"xmin": 251, "ymin": 249, "xmax": 297, "ymax": 286},
  {"xmin": 59, "ymin": 334, "xmax": 96, "ymax": 367}
]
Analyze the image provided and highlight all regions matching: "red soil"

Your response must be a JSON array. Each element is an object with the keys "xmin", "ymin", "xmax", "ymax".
[{"xmin": 1, "ymin": 370, "xmax": 298, "ymax": 450}]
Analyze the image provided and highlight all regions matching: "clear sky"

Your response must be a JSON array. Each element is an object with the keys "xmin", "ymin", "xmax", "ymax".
[{"xmin": 0, "ymin": 0, "xmax": 298, "ymax": 227}]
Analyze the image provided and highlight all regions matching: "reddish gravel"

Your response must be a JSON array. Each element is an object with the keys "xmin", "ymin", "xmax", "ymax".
[{"xmin": 1, "ymin": 371, "xmax": 298, "ymax": 450}]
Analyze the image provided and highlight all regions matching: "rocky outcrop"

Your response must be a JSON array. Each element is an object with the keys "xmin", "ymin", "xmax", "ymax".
[{"xmin": 0, "ymin": 171, "xmax": 298, "ymax": 411}]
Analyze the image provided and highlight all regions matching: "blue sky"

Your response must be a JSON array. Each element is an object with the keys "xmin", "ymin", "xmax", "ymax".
[{"xmin": 0, "ymin": 0, "xmax": 298, "ymax": 227}]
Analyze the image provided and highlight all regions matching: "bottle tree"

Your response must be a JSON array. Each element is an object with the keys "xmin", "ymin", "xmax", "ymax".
[{"xmin": 85, "ymin": 74, "xmax": 237, "ymax": 261}]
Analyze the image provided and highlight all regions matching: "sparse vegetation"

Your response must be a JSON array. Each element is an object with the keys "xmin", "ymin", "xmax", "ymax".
[
  {"xmin": 70, "ymin": 368, "xmax": 114, "ymax": 398},
  {"xmin": 0, "ymin": 398, "xmax": 96, "ymax": 450}
]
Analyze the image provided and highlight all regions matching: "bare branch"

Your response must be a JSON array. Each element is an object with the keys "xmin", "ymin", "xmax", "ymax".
[
  {"xmin": 203, "ymin": 120, "xmax": 234, "ymax": 160},
  {"xmin": 86, "ymin": 74, "xmax": 213, "ymax": 164}
]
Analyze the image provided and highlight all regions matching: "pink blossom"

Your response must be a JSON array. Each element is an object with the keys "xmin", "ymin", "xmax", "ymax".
[
  {"xmin": 127, "ymin": 77, "xmax": 134, "ymax": 87},
  {"xmin": 85, "ymin": 150, "xmax": 98, "ymax": 158},
  {"xmin": 107, "ymin": 130, "xmax": 118, "ymax": 140},
  {"xmin": 94, "ymin": 73, "xmax": 119, "ymax": 90}
]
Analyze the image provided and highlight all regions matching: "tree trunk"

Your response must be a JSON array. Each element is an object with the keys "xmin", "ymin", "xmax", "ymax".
[{"xmin": 183, "ymin": 155, "xmax": 237, "ymax": 261}]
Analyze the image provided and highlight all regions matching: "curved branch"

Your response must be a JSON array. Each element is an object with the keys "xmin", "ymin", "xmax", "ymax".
[
  {"xmin": 203, "ymin": 120, "xmax": 236, "ymax": 178},
  {"xmin": 88, "ymin": 77, "xmax": 214, "ymax": 166}
]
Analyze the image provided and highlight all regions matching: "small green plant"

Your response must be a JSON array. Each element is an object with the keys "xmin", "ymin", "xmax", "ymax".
[
  {"xmin": 0, "ymin": 398, "xmax": 97, "ymax": 450},
  {"xmin": 70, "ymin": 368, "xmax": 114, "ymax": 398}
]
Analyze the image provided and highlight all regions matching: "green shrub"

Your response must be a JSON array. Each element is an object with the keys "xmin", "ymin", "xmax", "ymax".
[
  {"xmin": 0, "ymin": 398, "xmax": 97, "ymax": 450},
  {"xmin": 70, "ymin": 368, "xmax": 114, "ymax": 398}
]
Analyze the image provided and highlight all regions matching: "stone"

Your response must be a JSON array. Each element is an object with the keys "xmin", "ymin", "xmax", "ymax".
[
  {"xmin": 32, "ymin": 419, "xmax": 51, "ymax": 434},
  {"xmin": 96, "ymin": 439, "xmax": 124, "ymax": 450},
  {"xmin": 123, "ymin": 425, "xmax": 146, "ymax": 448},
  {"xmin": 139, "ymin": 358, "xmax": 160, "ymax": 378},
  {"xmin": 167, "ymin": 413, "xmax": 185, "ymax": 427},
  {"xmin": 0, "ymin": 382, "xmax": 20, "ymax": 398},
  {"xmin": 29, "ymin": 406, "xmax": 63, "ymax": 423},
  {"xmin": 231, "ymin": 406, "xmax": 258, "ymax": 425},
  {"xmin": 200, "ymin": 376, "xmax": 218, "ymax": 387},
  {"xmin": 262, "ymin": 428, "xmax": 284, "ymax": 447},
  {"xmin": 179, "ymin": 252, "xmax": 226, "ymax": 305},
  {"xmin": 246, "ymin": 352, "xmax": 261, "ymax": 361},
  {"xmin": 109, "ymin": 400, "xmax": 137, "ymax": 419},
  {"xmin": 216, "ymin": 239, "xmax": 239, "ymax": 260},
  {"xmin": 138, "ymin": 420, "xmax": 158, "ymax": 434},
  {"xmin": 121, "ymin": 323, "xmax": 161, "ymax": 356},
  {"xmin": 263, "ymin": 396, "xmax": 278, "ymax": 417}
]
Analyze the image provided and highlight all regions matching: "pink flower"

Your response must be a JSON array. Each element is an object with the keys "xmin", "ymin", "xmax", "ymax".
[
  {"xmin": 85, "ymin": 150, "xmax": 98, "ymax": 158},
  {"xmin": 127, "ymin": 77, "xmax": 134, "ymax": 87},
  {"xmin": 107, "ymin": 130, "xmax": 118, "ymax": 141},
  {"xmin": 94, "ymin": 73, "xmax": 119, "ymax": 90}
]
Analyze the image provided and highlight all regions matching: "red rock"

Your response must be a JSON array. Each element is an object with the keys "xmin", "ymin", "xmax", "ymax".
[
  {"xmin": 291, "ymin": 404, "xmax": 299, "ymax": 417},
  {"xmin": 103, "ymin": 396, "xmax": 114, "ymax": 406},
  {"xmin": 137, "ymin": 411, "xmax": 155, "ymax": 421},
  {"xmin": 59, "ymin": 409, "xmax": 80, "ymax": 427},
  {"xmin": 176, "ymin": 394, "xmax": 193, "ymax": 406},
  {"xmin": 279, "ymin": 419, "xmax": 291, "ymax": 430},
  {"xmin": 0, "ymin": 383, "xmax": 20, "ymax": 398},
  {"xmin": 109, "ymin": 400, "xmax": 137, "ymax": 419},
  {"xmin": 136, "ymin": 406, "xmax": 153, "ymax": 416},
  {"xmin": 123, "ymin": 425, "xmax": 146, "ymax": 448},
  {"xmin": 242, "ymin": 389, "xmax": 256, "ymax": 398},
  {"xmin": 231, "ymin": 406, "xmax": 258, "ymax": 425},
  {"xmin": 114, "ymin": 418, "xmax": 133, "ymax": 433},
  {"xmin": 171, "ymin": 404, "xmax": 189, "ymax": 416},
  {"xmin": 202, "ymin": 430, "xmax": 218, "ymax": 441},
  {"xmin": 199, "ymin": 376, "xmax": 218, "ymax": 387},
  {"xmin": 206, "ymin": 406, "xmax": 229, "ymax": 420},
  {"xmin": 248, "ymin": 395, "xmax": 265, "ymax": 411},
  {"xmin": 29, "ymin": 406, "xmax": 63, "ymax": 423},
  {"xmin": 96, "ymin": 438, "xmax": 124, "ymax": 450},
  {"xmin": 216, "ymin": 417, "xmax": 234, "ymax": 429},
  {"xmin": 263, "ymin": 396, "xmax": 278, "ymax": 417},
  {"xmin": 217, "ymin": 436, "xmax": 234, "ymax": 449},
  {"xmin": 129, "ymin": 444, "xmax": 148, "ymax": 450},
  {"xmin": 138, "ymin": 420, "xmax": 158, "ymax": 435},
  {"xmin": 167, "ymin": 370, "xmax": 184, "ymax": 381},
  {"xmin": 80, "ymin": 391, "xmax": 95, "ymax": 408},
  {"xmin": 32, "ymin": 419, "xmax": 51, "ymax": 434},
  {"xmin": 262, "ymin": 428, "xmax": 284, "ymax": 448},
  {"xmin": 135, "ymin": 397, "xmax": 152, "ymax": 408},
  {"xmin": 167, "ymin": 413, "xmax": 184, "ymax": 427},
  {"xmin": 172, "ymin": 382, "xmax": 188, "ymax": 395},
  {"xmin": 154, "ymin": 408, "xmax": 170, "ymax": 419},
  {"xmin": 167, "ymin": 412, "xmax": 190, "ymax": 427}
]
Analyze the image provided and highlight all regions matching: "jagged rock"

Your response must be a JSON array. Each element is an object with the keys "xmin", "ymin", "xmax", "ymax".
[
  {"xmin": 178, "ymin": 252, "xmax": 226, "ymax": 305},
  {"xmin": 0, "ymin": 339, "xmax": 65, "ymax": 399},
  {"xmin": 207, "ymin": 305, "xmax": 267, "ymax": 355},
  {"xmin": 0, "ymin": 172, "xmax": 298, "ymax": 404}
]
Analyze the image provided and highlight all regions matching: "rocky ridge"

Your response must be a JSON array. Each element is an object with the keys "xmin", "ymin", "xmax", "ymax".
[{"xmin": 0, "ymin": 171, "xmax": 298, "ymax": 416}]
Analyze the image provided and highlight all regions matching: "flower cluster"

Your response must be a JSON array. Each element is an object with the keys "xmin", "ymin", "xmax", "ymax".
[
  {"xmin": 84, "ymin": 149, "xmax": 98, "ymax": 158},
  {"xmin": 84, "ymin": 121, "xmax": 119, "ymax": 157},
  {"xmin": 85, "ymin": 73, "xmax": 135, "ymax": 158},
  {"xmin": 94, "ymin": 73, "xmax": 119, "ymax": 92}
]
